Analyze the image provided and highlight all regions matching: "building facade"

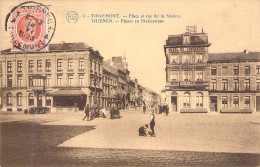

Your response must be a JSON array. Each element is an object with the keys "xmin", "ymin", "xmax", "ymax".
[
  {"xmin": 0, "ymin": 42, "xmax": 103, "ymax": 112},
  {"xmin": 164, "ymin": 27, "xmax": 260, "ymax": 113}
]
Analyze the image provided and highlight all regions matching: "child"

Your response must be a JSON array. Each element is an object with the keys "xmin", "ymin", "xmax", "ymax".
[{"xmin": 139, "ymin": 124, "xmax": 149, "ymax": 136}]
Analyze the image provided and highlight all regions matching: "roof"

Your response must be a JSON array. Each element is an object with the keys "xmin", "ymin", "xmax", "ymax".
[
  {"xmin": 103, "ymin": 61, "xmax": 118, "ymax": 76},
  {"xmin": 49, "ymin": 42, "xmax": 89, "ymax": 51},
  {"xmin": 166, "ymin": 32, "xmax": 209, "ymax": 46},
  {"xmin": 0, "ymin": 42, "xmax": 102, "ymax": 58},
  {"xmin": 208, "ymin": 52, "xmax": 260, "ymax": 63},
  {"xmin": 49, "ymin": 89, "xmax": 86, "ymax": 96}
]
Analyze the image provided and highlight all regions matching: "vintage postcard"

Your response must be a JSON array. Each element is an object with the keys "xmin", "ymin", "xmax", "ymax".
[{"xmin": 0, "ymin": 0, "xmax": 260, "ymax": 166}]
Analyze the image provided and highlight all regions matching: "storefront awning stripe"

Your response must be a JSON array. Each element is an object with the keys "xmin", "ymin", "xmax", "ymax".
[{"xmin": 49, "ymin": 89, "xmax": 86, "ymax": 96}]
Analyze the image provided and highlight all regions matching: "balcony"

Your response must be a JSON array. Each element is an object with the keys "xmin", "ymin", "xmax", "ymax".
[{"xmin": 167, "ymin": 80, "xmax": 209, "ymax": 90}]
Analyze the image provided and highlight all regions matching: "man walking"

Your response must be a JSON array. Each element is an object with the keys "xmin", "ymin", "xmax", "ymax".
[
  {"xmin": 143, "ymin": 105, "xmax": 146, "ymax": 114},
  {"xmin": 149, "ymin": 109, "xmax": 156, "ymax": 137},
  {"xmin": 83, "ymin": 104, "xmax": 90, "ymax": 121}
]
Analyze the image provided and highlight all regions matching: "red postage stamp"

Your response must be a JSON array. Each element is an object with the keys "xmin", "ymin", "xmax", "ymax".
[{"xmin": 11, "ymin": 5, "xmax": 48, "ymax": 51}]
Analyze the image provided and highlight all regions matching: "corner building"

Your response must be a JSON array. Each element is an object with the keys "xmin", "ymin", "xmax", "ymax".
[
  {"xmin": 0, "ymin": 42, "xmax": 103, "ymax": 112},
  {"xmin": 164, "ymin": 30, "xmax": 211, "ymax": 113},
  {"xmin": 164, "ymin": 28, "xmax": 260, "ymax": 113}
]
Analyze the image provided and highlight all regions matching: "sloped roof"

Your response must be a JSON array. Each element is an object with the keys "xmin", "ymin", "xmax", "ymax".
[
  {"xmin": 208, "ymin": 52, "xmax": 260, "ymax": 63},
  {"xmin": 49, "ymin": 42, "xmax": 90, "ymax": 51},
  {"xmin": 103, "ymin": 61, "xmax": 118, "ymax": 76}
]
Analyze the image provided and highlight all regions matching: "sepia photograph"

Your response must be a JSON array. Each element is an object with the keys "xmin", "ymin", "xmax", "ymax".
[{"xmin": 0, "ymin": 0, "xmax": 260, "ymax": 166}]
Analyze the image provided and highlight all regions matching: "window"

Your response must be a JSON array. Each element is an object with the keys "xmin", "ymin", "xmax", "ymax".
[
  {"xmin": 195, "ymin": 70, "xmax": 203, "ymax": 81},
  {"xmin": 244, "ymin": 96, "xmax": 250, "ymax": 107},
  {"xmin": 211, "ymin": 79, "xmax": 217, "ymax": 90},
  {"xmin": 17, "ymin": 61, "xmax": 22, "ymax": 72},
  {"xmin": 183, "ymin": 92, "xmax": 190, "ymax": 107},
  {"xmin": 17, "ymin": 75, "xmax": 22, "ymax": 87},
  {"xmin": 29, "ymin": 76, "xmax": 33, "ymax": 87},
  {"xmin": 7, "ymin": 93, "xmax": 13, "ymax": 105},
  {"xmin": 222, "ymin": 79, "xmax": 228, "ymax": 90},
  {"xmin": 256, "ymin": 66, "xmax": 260, "ymax": 75},
  {"xmin": 170, "ymin": 54, "xmax": 178, "ymax": 64},
  {"xmin": 46, "ymin": 76, "xmax": 51, "ymax": 87},
  {"xmin": 29, "ymin": 60, "xmax": 34, "ymax": 72},
  {"xmin": 245, "ymin": 66, "xmax": 250, "ymax": 75},
  {"xmin": 33, "ymin": 78, "xmax": 43, "ymax": 86},
  {"xmin": 222, "ymin": 66, "xmax": 228, "ymax": 75},
  {"xmin": 0, "ymin": 61, "xmax": 2, "ymax": 73},
  {"xmin": 17, "ymin": 93, "xmax": 23, "ymax": 106},
  {"xmin": 68, "ymin": 59, "xmax": 73, "ymax": 70},
  {"xmin": 79, "ymin": 74, "xmax": 84, "ymax": 86},
  {"xmin": 29, "ymin": 93, "xmax": 34, "ymax": 106},
  {"xmin": 170, "ymin": 70, "xmax": 178, "ymax": 81},
  {"xmin": 37, "ymin": 60, "xmax": 42, "ymax": 71},
  {"xmin": 90, "ymin": 60, "xmax": 93, "ymax": 71},
  {"xmin": 79, "ymin": 58, "xmax": 84, "ymax": 70},
  {"xmin": 68, "ymin": 74, "xmax": 73, "ymax": 86},
  {"xmin": 57, "ymin": 59, "xmax": 62, "ymax": 71},
  {"xmin": 98, "ymin": 63, "xmax": 101, "ymax": 74},
  {"xmin": 233, "ymin": 96, "xmax": 239, "ymax": 107},
  {"xmin": 7, "ymin": 61, "xmax": 12, "ymax": 72},
  {"xmin": 57, "ymin": 75, "xmax": 62, "ymax": 86},
  {"xmin": 233, "ymin": 66, "xmax": 239, "ymax": 75},
  {"xmin": 0, "ymin": 75, "xmax": 2, "ymax": 87},
  {"xmin": 183, "ymin": 70, "xmax": 191, "ymax": 81},
  {"xmin": 196, "ymin": 93, "xmax": 203, "ymax": 107},
  {"xmin": 256, "ymin": 79, "xmax": 260, "ymax": 90},
  {"xmin": 211, "ymin": 68, "xmax": 217, "ymax": 75},
  {"xmin": 94, "ymin": 61, "xmax": 97, "ymax": 72},
  {"xmin": 233, "ymin": 79, "xmax": 239, "ymax": 90},
  {"xmin": 244, "ymin": 79, "xmax": 250, "ymax": 90},
  {"xmin": 7, "ymin": 75, "xmax": 12, "ymax": 87},
  {"xmin": 46, "ymin": 59, "xmax": 51, "ymax": 71},
  {"xmin": 182, "ymin": 54, "xmax": 190, "ymax": 64},
  {"xmin": 222, "ymin": 96, "xmax": 228, "ymax": 107},
  {"xmin": 196, "ymin": 54, "xmax": 203, "ymax": 63},
  {"xmin": 46, "ymin": 95, "xmax": 51, "ymax": 106}
]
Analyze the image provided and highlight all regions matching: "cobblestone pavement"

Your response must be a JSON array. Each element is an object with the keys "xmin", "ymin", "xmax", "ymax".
[
  {"xmin": 55, "ymin": 109, "xmax": 260, "ymax": 154},
  {"xmin": 1, "ymin": 110, "xmax": 260, "ymax": 166}
]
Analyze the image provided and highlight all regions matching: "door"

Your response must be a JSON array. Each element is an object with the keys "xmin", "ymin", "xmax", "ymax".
[
  {"xmin": 256, "ymin": 96, "xmax": 260, "ymax": 112},
  {"xmin": 37, "ymin": 94, "xmax": 42, "ymax": 107},
  {"xmin": 210, "ymin": 96, "xmax": 217, "ymax": 112},
  {"xmin": 171, "ymin": 96, "xmax": 177, "ymax": 112}
]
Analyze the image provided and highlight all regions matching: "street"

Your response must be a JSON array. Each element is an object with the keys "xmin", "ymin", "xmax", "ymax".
[{"xmin": 1, "ymin": 109, "xmax": 260, "ymax": 166}]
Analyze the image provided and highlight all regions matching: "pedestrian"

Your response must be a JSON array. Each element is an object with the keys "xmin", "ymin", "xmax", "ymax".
[
  {"xmin": 149, "ymin": 108, "xmax": 156, "ymax": 137},
  {"xmin": 138, "ymin": 124, "xmax": 149, "ymax": 136},
  {"xmin": 83, "ymin": 104, "xmax": 90, "ymax": 121},
  {"xmin": 143, "ymin": 105, "xmax": 146, "ymax": 114},
  {"xmin": 166, "ymin": 105, "xmax": 169, "ymax": 116}
]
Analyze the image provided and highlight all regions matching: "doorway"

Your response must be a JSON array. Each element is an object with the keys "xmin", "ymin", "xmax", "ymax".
[
  {"xmin": 210, "ymin": 96, "xmax": 217, "ymax": 112},
  {"xmin": 37, "ymin": 94, "xmax": 42, "ymax": 107},
  {"xmin": 171, "ymin": 96, "xmax": 177, "ymax": 112}
]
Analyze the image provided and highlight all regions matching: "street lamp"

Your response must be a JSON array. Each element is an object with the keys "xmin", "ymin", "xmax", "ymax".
[{"xmin": 92, "ymin": 74, "xmax": 100, "ymax": 105}]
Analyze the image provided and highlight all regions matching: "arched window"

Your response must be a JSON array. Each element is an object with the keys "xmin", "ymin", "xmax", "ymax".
[
  {"xmin": 29, "ymin": 93, "xmax": 34, "ymax": 106},
  {"xmin": 196, "ymin": 92, "xmax": 203, "ymax": 107},
  {"xmin": 183, "ymin": 92, "xmax": 190, "ymax": 107},
  {"xmin": 6, "ymin": 93, "xmax": 13, "ymax": 105},
  {"xmin": 17, "ymin": 93, "xmax": 23, "ymax": 106}
]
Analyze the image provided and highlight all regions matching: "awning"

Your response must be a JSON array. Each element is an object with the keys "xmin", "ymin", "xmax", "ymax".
[
  {"xmin": 180, "ymin": 108, "xmax": 208, "ymax": 113},
  {"xmin": 49, "ymin": 89, "xmax": 86, "ymax": 96},
  {"xmin": 220, "ymin": 108, "xmax": 253, "ymax": 113}
]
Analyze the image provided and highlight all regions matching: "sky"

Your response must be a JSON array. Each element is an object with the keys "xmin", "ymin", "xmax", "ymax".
[{"xmin": 1, "ymin": 0, "xmax": 260, "ymax": 93}]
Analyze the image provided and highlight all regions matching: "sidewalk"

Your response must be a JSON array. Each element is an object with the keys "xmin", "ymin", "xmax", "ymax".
[{"xmin": 44, "ymin": 109, "xmax": 260, "ymax": 154}]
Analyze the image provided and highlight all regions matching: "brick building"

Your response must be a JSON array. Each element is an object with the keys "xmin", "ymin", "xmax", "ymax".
[
  {"xmin": 0, "ymin": 42, "xmax": 103, "ymax": 112},
  {"xmin": 164, "ymin": 27, "xmax": 260, "ymax": 113}
]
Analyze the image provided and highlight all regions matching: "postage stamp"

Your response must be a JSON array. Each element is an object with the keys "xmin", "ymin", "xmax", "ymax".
[{"xmin": 6, "ymin": 1, "xmax": 56, "ymax": 52}]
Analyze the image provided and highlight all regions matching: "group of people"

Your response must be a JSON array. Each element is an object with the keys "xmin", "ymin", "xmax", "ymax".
[
  {"xmin": 139, "ymin": 108, "xmax": 156, "ymax": 137},
  {"xmin": 82, "ymin": 104, "xmax": 106, "ymax": 121}
]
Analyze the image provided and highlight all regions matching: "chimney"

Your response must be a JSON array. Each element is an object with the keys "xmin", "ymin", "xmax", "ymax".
[
  {"xmin": 244, "ymin": 49, "xmax": 249, "ymax": 54},
  {"xmin": 202, "ymin": 28, "xmax": 204, "ymax": 33}
]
